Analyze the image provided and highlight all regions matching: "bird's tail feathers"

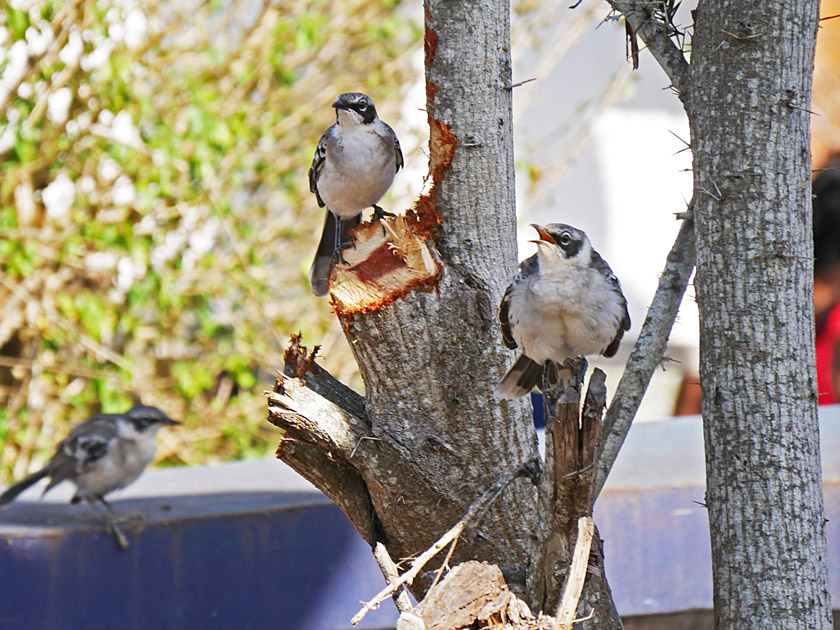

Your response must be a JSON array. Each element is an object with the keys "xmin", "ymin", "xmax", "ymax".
[
  {"xmin": 0, "ymin": 468, "xmax": 49, "ymax": 506},
  {"xmin": 308, "ymin": 212, "xmax": 361, "ymax": 297},
  {"xmin": 494, "ymin": 354, "xmax": 543, "ymax": 399}
]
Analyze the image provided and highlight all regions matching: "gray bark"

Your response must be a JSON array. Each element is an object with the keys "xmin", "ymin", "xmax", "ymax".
[{"xmin": 689, "ymin": 1, "xmax": 832, "ymax": 627}]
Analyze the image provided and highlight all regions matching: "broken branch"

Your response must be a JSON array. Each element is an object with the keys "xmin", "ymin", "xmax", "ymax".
[
  {"xmin": 373, "ymin": 542, "xmax": 414, "ymax": 614},
  {"xmin": 351, "ymin": 459, "xmax": 539, "ymax": 626},
  {"xmin": 554, "ymin": 516, "xmax": 595, "ymax": 628}
]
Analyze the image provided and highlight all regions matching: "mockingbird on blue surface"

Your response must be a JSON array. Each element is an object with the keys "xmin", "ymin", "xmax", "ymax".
[
  {"xmin": 494, "ymin": 224, "xmax": 631, "ymax": 399},
  {"xmin": 308, "ymin": 92, "xmax": 403, "ymax": 297},
  {"xmin": 0, "ymin": 405, "xmax": 179, "ymax": 549}
]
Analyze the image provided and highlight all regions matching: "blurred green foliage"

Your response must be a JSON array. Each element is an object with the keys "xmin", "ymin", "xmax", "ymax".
[{"xmin": 0, "ymin": 0, "xmax": 420, "ymax": 482}]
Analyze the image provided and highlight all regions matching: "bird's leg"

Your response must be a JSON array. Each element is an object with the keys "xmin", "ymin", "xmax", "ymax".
[
  {"xmin": 333, "ymin": 215, "xmax": 352, "ymax": 266},
  {"xmin": 371, "ymin": 204, "xmax": 396, "ymax": 236},
  {"xmin": 92, "ymin": 496, "xmax": 130, "ymax": 550},
  {"xmin": 549, "ymin": 358, "xmax": 584, "ymax": 391}
]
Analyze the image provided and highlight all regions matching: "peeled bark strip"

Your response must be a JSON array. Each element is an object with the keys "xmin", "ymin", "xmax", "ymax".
[
  {"xmin": 690, "ymin": 1, "xmax": 831, "ymax": 627},
  {"xmin": 554, "ymin": 516, "xmax": 595, "ymax": 629}
]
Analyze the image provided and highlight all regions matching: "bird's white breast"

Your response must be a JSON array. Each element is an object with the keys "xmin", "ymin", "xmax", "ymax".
[
  {"xmin": 318, "ymin": 123, "xmax": 396, "ymax": 217},
  {"xmin": 509, "ymin": 265, "xmax": 624, "ymax": 364}
]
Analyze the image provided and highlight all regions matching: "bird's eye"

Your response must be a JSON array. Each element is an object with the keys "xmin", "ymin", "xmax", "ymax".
[
  {"xmin": 359, "ymin": 102, "xmax": 368, "ymax": 110},
  {"xmin": 559, "ymin": 233, "xmax": 572, "ymax": 246}
]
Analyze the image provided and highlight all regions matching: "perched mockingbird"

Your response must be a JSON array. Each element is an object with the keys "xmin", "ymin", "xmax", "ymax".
[
  {"xmin": 308, "ymin": 92, "xmax": 403, "ymax": 297},
  {"xmin": 494, "ymin": 224, "xmax": 631, "ymax": 399},
  {"xmin": 0, "ymin": 405, "xmax": 179, "ymax": 549}
]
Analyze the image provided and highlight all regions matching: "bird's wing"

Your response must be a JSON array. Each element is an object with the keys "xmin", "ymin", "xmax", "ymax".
[
  {"xmin": 499, "ymin": 254, "xmax": 539, "ymax": 350},
  {"xmin": 309, "ymin": 127, "xmax": 333, "ymax": 207},
  {"xmin": 591, "ymin": 249, "xmax": 631, "ymax": 357},
  {"xmin": 383, "ymin": 122, "xmax": 404, "ymax": 172},
  {"xmin": 498, "ymin": 282, "xmax": 518, "ymax": 350},
  {"xmin": 45, "ymin": 417, "xmax": 119, "ymax": 492}
]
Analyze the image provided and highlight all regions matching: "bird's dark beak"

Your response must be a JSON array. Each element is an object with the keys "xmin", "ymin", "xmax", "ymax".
[
  {"xmin": 332, "ymin": 97, "xmax": 347, "ymax": 110},
  {"xmin": 529, "ymin": 224, "xmax": 556, "ymax": 245},
  {"xmin": 161, "ymin": 417, "xmax": 181, "ymax": 426}
]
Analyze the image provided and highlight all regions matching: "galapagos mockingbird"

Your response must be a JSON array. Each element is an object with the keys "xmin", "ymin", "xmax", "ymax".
[
  {"xmin": 494, "ymin": 223, "xmax": 631, "ymax": 399},
  {"xmin": 308, "ymin": 92, "xmax": 403, "ymax": 297},
  {"xmin": 0, "ymin": 405, "xmax": 179, "ymax": 548}
]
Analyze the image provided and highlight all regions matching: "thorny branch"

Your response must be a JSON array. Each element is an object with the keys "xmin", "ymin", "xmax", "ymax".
[
  {"xmin": 594, "ymin": 213, "xmax": 695, "ymax": 499},
  {"xmin": 372, "ymin": 542, "xmax": 413, "ymax": 614},
  {"xmin": 605, "ymin": 0, "xmax": 691, "ymax": 101}
]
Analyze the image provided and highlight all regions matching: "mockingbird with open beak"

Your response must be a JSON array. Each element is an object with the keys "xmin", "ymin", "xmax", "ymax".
[
  {"xmin": 308, "ymin": 92, "xmax": 404, "ymax": 297},
  {"xmin": 0, "ymin": 404, "xmax": 179, "ymax": 549},
  {"xmin": 494, "ymin": 223, "xmax": 631, "ymax": 399}
]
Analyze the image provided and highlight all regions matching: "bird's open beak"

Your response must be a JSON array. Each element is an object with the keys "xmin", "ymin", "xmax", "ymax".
[{"xmin": 529, "ymin": 224, "xmax": 556, "ymax": 245}]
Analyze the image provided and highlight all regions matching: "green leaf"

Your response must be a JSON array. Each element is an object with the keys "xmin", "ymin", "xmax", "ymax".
[
  {"xmin": 8, "ymin": 9, "xmax": 30, "ymax": 39},
  {"xmin": 172, "ymin": 360, "xmax": 214, "ymax": 398}
]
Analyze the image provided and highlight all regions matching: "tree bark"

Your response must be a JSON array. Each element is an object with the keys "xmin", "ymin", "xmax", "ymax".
[{"xmin": 689, "ymin": 1, "xmax": 832, "ymax": 627}]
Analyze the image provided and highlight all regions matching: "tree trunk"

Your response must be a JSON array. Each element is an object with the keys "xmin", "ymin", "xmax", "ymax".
[
  {"xmin": 279, "ymin": 0, "xmax": 540, "ymax": 598},
  {"xmin": 689, "ymin": 1, "xmax": 832, "ymax": 627}
]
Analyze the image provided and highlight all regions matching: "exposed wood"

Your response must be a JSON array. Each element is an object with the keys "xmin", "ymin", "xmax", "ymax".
[
  {"xmin": 373, "ymin": 542, "xmax": 414, "ymax": 614},
  {"xmin": 526, "ymin": 363, "xmax": 621, "ymax": 629},
  {"xmin": 267, "ymin": 373, "xmax": 376, "ymax": 542},
  {"xmin": 282, "ymin": 333, "xmax": 367, "ymax": 419},
  {"xmin": 411, "ymin": 562, "xmax": 544, "ymax": 630},
  {"xmin": 351, "ymin": 459, "xmax": 539, "ymax": 626},
  {"xmin": 555, "ymin": 516, "xmax": 595, "ymax": 629},
  {"xmin": 329, "ymin": 216, "xmax": 442, "ymax": 316},
  {"xmin": 267, "ymin": 366, "xmax": 468, "ymax": 556}
]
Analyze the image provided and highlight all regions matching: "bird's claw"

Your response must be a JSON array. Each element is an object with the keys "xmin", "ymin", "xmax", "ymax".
[
  {"xmin": 334, "ymin": 242, "xmax": 354, "ymax": 266},
  {"xmin": 111, "ymin": 524, "xmax": 130, "ymax": 550},
  {"xmin": 371, "ymin": 205, "xmax": 396, "ymax": 235}
]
